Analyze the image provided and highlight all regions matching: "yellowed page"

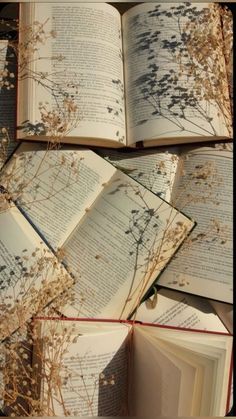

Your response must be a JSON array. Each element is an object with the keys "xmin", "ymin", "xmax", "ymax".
[
  {"xmin": 0, "ymin": 204, "xmax": 72, "ymax": 341},
  {"xmin": 130, "ymin": 326, "xmax": 181, "ymax": 416},
  {"xmin": 96, "ymin": 147, "xmax": 179, "ymax": 202},
  {"xmin": 61, "ymin": 170, "xmax": 194, "ymax": 319},
  {"xmin": 159, "ymin": 328, "xmax": 232, "ymax": 416},
  {"xmin": 35, "ymin": 320, "xmax": 131, "ymax": 416},
  {"xmin": 133, "ymin": 330, "xmax": 211, "ymax": 416},
  {"xmin": 122, "ymin": 3, "xmax": 231, "ymax": 145},
  {"xmin": 1, "ymin": 144, "xmax": 193, "ymax": 321},
  {"xmin": 0, "ymin": 143, "xmax": 116, "ymax": 249},
  {"xmin": 19, "ymin": 3, "xmax": 126, "ymax": 144},
  {"xmin": 0, "ymin": 40, "xmax": 18, "ymax": 167},
  {"xmin": 158, "ymin": 146, "xmax": 233, "ymax": 303},
  {"xmin": 134, "ymin": 324, "xmax": 232, "ymax": 416}
]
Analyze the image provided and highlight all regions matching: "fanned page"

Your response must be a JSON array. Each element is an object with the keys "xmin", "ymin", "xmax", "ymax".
[
  {"xmin": 134, "ymin": 288, "xmax": 228, "ymax": 332},
  {"xmin": 122, "ymin": 3, "xmax": 232, "ymax": 146},
  {"xmin": 95, "ymin": 147, "xmax": 179, "ymax": 202},
  {"xmin": 33, "ymin": 320, "xmax": 131, "ymax": 416},
  {"xmin": 0, "ymin": 204, "xmax": 72, "ymax": 341},
  {"xmin": 131, "ymin": 324, "xmax": 232, "ymax": 416},
  {"xmin": 158, "ymin": 145, "xmax": 233, "ymax": 303},
  {"xmin": 18, "ymin": 3, "xmax": 126, "ymax": 146}
]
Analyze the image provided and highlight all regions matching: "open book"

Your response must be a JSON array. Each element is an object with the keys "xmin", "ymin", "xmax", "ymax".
[
  {"xmin": 97, "ymin": 143, "xmax": 233, "ymax": 303},
  {"xmin": 0, "ymin": 202, "xmax": 72, "ymax": 341},
  {"xmin": 14, "ymin": 317, "xmax": 232, "ymax": 417},
  {"xmin": 0, "ymin": 143, "xmax": 194, "ymax": 319},
  {"xmin": 17, "ymin": 3, "xmax": 232, "ymax": 148}
]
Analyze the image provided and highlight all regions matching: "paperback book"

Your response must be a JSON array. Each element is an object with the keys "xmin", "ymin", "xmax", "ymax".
[
  {"xmin": 97, "ymin": 143, "xmax": 233, "ymax": 303},
  {"xmin": 17, "ymin": 3, "xmax": 233, "ymax": 147},
  {"xmin": 0, "ymin": 143, "xmax": 194, "ymax": 320}
]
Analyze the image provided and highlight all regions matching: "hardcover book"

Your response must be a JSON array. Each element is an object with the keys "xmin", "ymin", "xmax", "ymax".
[
  {"xmin": 17, "ymin": 3, "xmax": 233, "ymax": 147},
  {"xmin": 21, "ymin": 317, "xmax": 233, "ymax": 416}
]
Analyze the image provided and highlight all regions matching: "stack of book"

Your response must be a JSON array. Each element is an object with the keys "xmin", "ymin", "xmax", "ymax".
[{"xmin": 0, "ymin": 2, "xmax": 233, "ymax": 417}]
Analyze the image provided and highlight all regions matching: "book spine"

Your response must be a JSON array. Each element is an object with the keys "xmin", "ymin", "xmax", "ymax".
[{"xmin": 33, "ymin": 317, "xmax": 232, "ymax": 336}]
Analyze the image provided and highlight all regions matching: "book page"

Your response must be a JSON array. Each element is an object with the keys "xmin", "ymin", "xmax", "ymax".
[
  {"xmin": 134, "ymin": 324, "xmax": 232, "ymax": 416},
  {"xmin": 61, "ymin": 170, "xmax": 194, "ymax": 319},
  {"xmin": 35, "ymin": 320, "xmax": 131, "ymax": 416},
  {"xmin": 134, "ymin": 288, "xmax": 228, "ymax": 332},
  {"xmin": 135, "ymin": 331, "xmax": 214, "ymax": 416},
  {"xmin": 19, "ymin": 3, "xmax": 126, "ymax": 145},
  {"xmin": 148, "ymin": 337, "xmax": 210, "ymax": 416},
  {"xmin": 95, "ymin": 147, "xmax": 179, "ymax": 202},
  {"xmin": 130, "ymin": 325, "xmax": 196, "ymax": 416},
  {"xmin": 0, "ymin": 40, "xmax": 18, "ymax": 168},
  {"xmin": 0, "ymin": 204, "xmax": 72, "ymax": 341},
  {"xmin": 0, "ymin": 143, "xmax": 116, "ymax": 249},
  {"xmin": 158, "ymin": 146, "xmax": 233, "ymax": 303},
  {"xmin": 161, "ymin": 328, "xmax": 232, "ymax": 416},
  {"xmin": 122, "ymin": 3, "xmax": 231, "ymax": 145}
]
